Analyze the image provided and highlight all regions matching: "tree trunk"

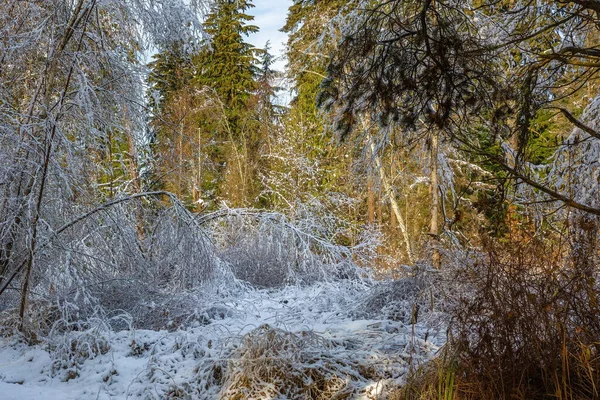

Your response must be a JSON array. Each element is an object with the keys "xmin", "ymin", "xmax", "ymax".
[
  {"xmin": 366, "ymin": 130, "xmax": 414, "ymax": 264},
  {"xmin": 368, "ymin": 176, "xmax": 375, "ymax": 224},
  {"xmin": 430, "ymin": 131, "xmax": 441, "ymax": 268},
  {"xmin": 194, "ymin": 128, "xmax": 203, "ymax": 210},
  {"xmin": 125, "ymin": 107, "xmax": 145, "ymax": 242},
  {"xmin": 19, "ymin": 0, "xmax": 93, "ymax": 330}
]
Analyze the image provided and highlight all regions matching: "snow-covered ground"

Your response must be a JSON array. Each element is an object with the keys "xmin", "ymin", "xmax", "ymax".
[{"xmin": 0, "ymin": 279, "xmax": 445, "ymax": 399}]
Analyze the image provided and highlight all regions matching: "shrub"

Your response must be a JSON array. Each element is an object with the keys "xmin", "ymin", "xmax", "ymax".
[
  {"xmin": 399, "ymin": 234, "xmax": 600, "ymax": 400},
  {"xmin": 207, "ymin": 207, "xmax": 371, "ymax": 288}
]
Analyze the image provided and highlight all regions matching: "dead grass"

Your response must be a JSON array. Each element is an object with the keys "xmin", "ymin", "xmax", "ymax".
[{"xmin": 219, "ymin": 325, "xmax": 359, "ymax": 399}]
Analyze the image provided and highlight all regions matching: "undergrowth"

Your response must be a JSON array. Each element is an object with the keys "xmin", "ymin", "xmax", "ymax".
[{"xmin": 395, "ymin": 231, "xmax": 600, "ymax": 400}]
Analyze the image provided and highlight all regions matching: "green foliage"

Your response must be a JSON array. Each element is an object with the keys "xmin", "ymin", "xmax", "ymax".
[
  {"xmin": 527, "ymin": 109, "xmax": 561, "ymax": 165},
  {"xmin": 192, "ymin": 0, "xmax": 259, "ymax": 135},
  {"xmin": 94, "ymin": 129, "xmax": 132, "ymax": 200},
  {"xmin": 146, "ymin": 0, "xmax": 274, "ymax": 209},
  {"xmin": 254, "ymin": 41, "xmax": 285, "ymax": 119},
  {"xmin": 282, "ymin": 0, "xmax": 345, "ymax": 133},
  {"xmin": 147, "ymin": 43, "xmax": 191, "ymax": 114},
  {"xmin": 270, "ymin": 0, "xmax": 353, "ymax": 209}
]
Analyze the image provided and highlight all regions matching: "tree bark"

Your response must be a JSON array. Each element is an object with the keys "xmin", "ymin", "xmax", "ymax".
[
  {"xmin": 19, "ymin": 0, "xmax": 94, "ymax": 331},
  {"xmin": 125, "ymin": 106, "xmax": 145, "ymax": 242},
  {"xmin": 368, "ymin": 176, "xmax": 375, "ymax": 224},
  {"xmin": 366, "ymin": 132, "xmax": 414, "ymax": 264},
  {"xmin": 430, "ymin": 131, "xmax": 441, "ymax": 268}
]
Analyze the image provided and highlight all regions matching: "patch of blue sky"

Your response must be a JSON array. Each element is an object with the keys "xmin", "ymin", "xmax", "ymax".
[{"xmin": 247, "ymin": 0, "xmax": 293, "ymax": 72}]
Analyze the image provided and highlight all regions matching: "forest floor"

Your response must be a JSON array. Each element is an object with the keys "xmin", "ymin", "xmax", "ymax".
[{"xmin": 0, "ymin": 278, "xmax": 445, "ymax": 399}]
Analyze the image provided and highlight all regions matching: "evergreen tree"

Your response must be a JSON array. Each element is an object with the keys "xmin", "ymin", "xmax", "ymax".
[
  {"xmin": 193, "ymin": 0, "xmax": 260, "ymax": 136},
  {"xmin": 254, "ymin": 41, "xmax": 283, "ymax": 118},
  {"xmin": 147, "ymin": 43, "xmax": 192, "ymax": 115},
  {"xmin": 282, "ymin": 0, "xmax": 345, "ymax": 132},
  {"xmin": 280, "ymin": 0, "xmax": 349, "ymax": 193},
  {"xmin": 146, "ymin": 43, "xmax": 198, "ymax": 203},
  {"xmin": 147, "ymin": 0, "xmax": 264, "ymax": 209}
]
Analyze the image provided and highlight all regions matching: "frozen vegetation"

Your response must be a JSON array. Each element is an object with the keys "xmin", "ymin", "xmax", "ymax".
[
  {"xmin": 0, "ymin": 279, "xmax": 445, "ymax": 399},
  {"xmin": 2, "ymin": 1, "xmax": 600, "ymax": 398},
  {"xmin": 0, "ymin": 207, "xmax": 447, "ymax": 399}
]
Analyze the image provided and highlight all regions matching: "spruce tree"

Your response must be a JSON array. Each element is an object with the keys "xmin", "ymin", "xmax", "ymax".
[
  {"xmin": 282, "ymin": 1, "xmax": 348, "ymax": 128},
  {"xmin": 193, "ymin": 0, "xmax": 259, "ymax": 136},
  {"xmin": 146, "ymin": 1, "xmax": 264, "ymax": 208},
  {"xmin": 254, "ymin": 41, "xmax": 283, "ymax": 119},
  {"xmin": 146, "ymin": 44, "xmax": 197, "ymax": 201},
  {"xmin": 190, "ymin": 0, "xmax": 264, "ymax": 207},
  {"xmin": 278, "ymin": 0, "xmax": 354, "ymax": 199},
  {"xmin": 147, "ymin": 43, "xmax": 191, "ymax": 115}
]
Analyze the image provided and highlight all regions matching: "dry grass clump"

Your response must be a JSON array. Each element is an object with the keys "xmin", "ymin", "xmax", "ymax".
[
  {"xmin": 390, "ymin": 348, "xmax": 486, "ymax": 400},
  {"xmin": 219, "ymin": 324, "xmax": 361, "ymax": 399},
  {"xmin": 49, "ymin": 330, "xmax": 110, "ymax": 382}
]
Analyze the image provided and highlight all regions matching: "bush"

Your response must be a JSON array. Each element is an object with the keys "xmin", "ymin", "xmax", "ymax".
[
  {"xmin": 49, "ymin": 321, "xmax": 111, "ymax": 382},
  {"xmin": 399, "ymin": 234, "xmax": 600, "ymax": 400},
  {"xmin": 207, "ymin": 208, "xmax": 371, "ymax": 288},
  {"xmin": 352, "ymin": 263, "xmax": 449, "ymax": 327}
]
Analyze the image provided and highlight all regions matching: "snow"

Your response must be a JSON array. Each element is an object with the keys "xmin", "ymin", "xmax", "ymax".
[{"xmin": 0, "ymin": 279, "xmax": 445, "ymax": 399}]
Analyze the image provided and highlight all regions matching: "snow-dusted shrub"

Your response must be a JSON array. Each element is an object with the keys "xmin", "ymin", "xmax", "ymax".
[
  {"xmin": 354, "ymin": 278, "xmax": 423, "ymax": 323},
  {"xmin": 218, "ymin": 217, "xmax": 296, "ymax": 287},
  {"xmin": 205, "ymin": 204, "xmax": 372, "ymax": 288},
  {"xmin": 131, "ymin": 291, "xmax": 241, "ymax": 331},
  {"xmin": 125, "ymin": 330, "xmax": 219, "ymax": 399},
  {"xmin": 352, "ymin": 263, "xmax": 450, "ymax": 327},
  {"xmin": 0, "ymin": 194, "xmax": 243, "ymax": 335},
  {"xmin": 48, "ymin": 317, "xmax": 112, "ymax": 382},
  {"xmin": 30, "ymin": 198, "xmax": 225, "ymax": 329},
  {"xmin": 141, "ymin": 204, "xmax": 217, "ymax": 290}
]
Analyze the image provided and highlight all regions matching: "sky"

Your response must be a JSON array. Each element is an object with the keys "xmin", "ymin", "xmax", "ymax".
[{"xmin": 247, "ymin": 0, "xmax": 293, "ymax": 72}]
